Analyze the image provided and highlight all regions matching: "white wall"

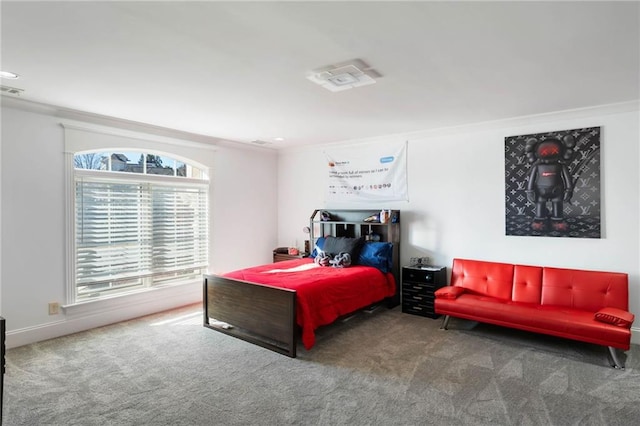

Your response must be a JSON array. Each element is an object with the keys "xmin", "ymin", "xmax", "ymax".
[
  {"xmin": 0, "ymin": 99, "xmax": 278, "ymax": 347},
  {"xmin": 2, "ymin": 98, "xmax": 637, "ymax": 347},
  {"xmin": 278, "ymin": 102, "xmax": 640, "ymax": 342}
]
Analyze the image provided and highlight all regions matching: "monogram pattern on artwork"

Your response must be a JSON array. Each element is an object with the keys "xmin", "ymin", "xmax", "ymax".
[{"xmin": 505, "ymin": 127, "xmax": 601, "ymax": 238}]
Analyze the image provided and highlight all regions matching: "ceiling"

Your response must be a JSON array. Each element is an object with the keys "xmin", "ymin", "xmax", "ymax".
[{"xmin": 1, "ymin": 1, "xmax": 638, "ymax": 149}]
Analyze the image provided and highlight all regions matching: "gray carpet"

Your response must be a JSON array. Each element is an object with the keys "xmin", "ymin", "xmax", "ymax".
[{"xmin": 3, "ymin": 304, "xmax": 639, "ymax": 425}]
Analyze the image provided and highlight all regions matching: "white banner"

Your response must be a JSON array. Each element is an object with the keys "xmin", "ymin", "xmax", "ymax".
[{"xmin": 325, "ymin": 141, "xmax": 408, "ymax": 202}]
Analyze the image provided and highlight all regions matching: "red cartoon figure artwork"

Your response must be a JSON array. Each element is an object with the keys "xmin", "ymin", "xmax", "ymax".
[
  {"xmin": 504, "ymin": 127, "xmax": 601, "ymax": 239},
  {"xmin": 525, "ymin": 135, "xmax": 575, "ymax": 232}
]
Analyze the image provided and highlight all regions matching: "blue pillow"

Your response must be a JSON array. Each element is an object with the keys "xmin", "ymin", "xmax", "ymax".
[
  {"xmin": 358, "ymin": 242, "xmax": 393, "ymax": 273},
  {"xmin": 310, "ymin": 237, "xmax": 326, "ymax": 258}
]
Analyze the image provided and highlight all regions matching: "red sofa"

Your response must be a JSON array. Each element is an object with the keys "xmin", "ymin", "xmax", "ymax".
[{"xmin": 435, "ymin": 258, "xmax": 635, "ymax": 368}]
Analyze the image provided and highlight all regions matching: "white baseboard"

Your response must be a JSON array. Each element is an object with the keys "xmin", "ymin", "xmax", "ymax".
[{"xmin": 5, "ymin": 282, "xmax": 202, "ymax": 349}]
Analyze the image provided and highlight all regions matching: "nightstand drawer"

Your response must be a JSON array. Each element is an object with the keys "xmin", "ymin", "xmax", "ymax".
[
  {"xmin": 403, "ymin": 282, "xmax": 438, "ymax": 293},
  {"xmin": 273, "ymin": 253, "xmax": 306, "ymax": 262},
  {"xmin": 403, "ymin": 270, "xmax": 435, "ymax": 283},
  {"xmin": 401, "ymin": 303, "xmax": 438, "ymax": 318},
  {"xmin": 401, "ymin": 291, "xmax": 435, "ymax": 303},
  {"xmin": 402, "ymin": 296, "xmax": 434, "ymax": 308}
]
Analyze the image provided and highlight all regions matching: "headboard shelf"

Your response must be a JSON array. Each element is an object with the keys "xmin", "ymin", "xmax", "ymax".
[{"xmin": 310, "ymin": 209, "xmax": 399, "ymax": 223}]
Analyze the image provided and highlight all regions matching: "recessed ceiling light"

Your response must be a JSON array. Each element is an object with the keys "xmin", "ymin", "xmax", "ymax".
[
  {"xmin": 0, "ymin": 71, "xmax": 20, "ymax": 79},
  {"xmin": 274, "ymin": 137, "xmax": 285, "ymax": 141}
]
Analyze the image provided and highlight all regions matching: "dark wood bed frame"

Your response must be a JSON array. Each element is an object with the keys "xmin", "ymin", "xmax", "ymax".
[
  {"xmin": 203, "ymin": 275, "xmax": 298, "ymax": 356},
  {"xmin": 203, "ymin": 209, "xmax": 400, "ymax": 357}
]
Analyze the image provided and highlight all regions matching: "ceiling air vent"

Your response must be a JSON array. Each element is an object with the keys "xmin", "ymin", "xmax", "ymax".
[
  {"xmin": 307, "ymin": 59, "xmax": 381, "ymax": 92},
  {"xmin": 0, "ymin": 85, "xmax": 24, "ymax": 96}
]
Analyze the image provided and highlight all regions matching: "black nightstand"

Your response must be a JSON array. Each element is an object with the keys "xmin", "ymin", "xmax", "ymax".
[{"xmin": 401, "ymin": 266, "xmax": 447, "ymax": 318}]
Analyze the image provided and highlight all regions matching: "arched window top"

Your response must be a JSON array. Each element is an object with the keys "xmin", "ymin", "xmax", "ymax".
[{"xmin": 74, "ymin": 150, "xmax": 207, "ymax": 180}]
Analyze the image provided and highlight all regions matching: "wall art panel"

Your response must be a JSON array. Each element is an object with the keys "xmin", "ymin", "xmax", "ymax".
[{"xmin": 505, "ymin": 127, "xmax": 601, "ymax": 238}]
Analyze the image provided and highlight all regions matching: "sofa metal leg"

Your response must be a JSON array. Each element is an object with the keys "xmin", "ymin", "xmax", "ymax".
[
  {"xmin": 607, "ymin": 346, "xmax": 625, "ymax": 369},
  {"xmin": 440, "ymin": 315, "xmax": 450, "ymax": 330}
]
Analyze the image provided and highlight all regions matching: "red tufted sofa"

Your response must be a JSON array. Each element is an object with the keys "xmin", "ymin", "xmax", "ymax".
[{"xmin": 435, "ymin": 258, "xmax": 635, "ymax": 368}]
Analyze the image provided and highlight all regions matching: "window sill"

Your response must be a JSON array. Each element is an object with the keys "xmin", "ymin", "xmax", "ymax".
[{"xmin": 62, "ymin": 279, "xmax": 201, "ymax": 317}]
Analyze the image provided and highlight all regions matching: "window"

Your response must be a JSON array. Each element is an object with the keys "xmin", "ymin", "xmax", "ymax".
[{"xmin": 72, "ymin": 150, "xmax": 209, "ymax": 301}]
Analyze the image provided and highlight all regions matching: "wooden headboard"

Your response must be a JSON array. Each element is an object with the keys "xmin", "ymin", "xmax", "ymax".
[{"xmin": 309, "ymin": 209, "xmax": 401, "ymax": 307}]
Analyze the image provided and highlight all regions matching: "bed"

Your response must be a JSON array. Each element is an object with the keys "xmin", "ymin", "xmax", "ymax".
[{"xmin": 203, "ymin": 209, "xmax": 401, "ymax": 357}]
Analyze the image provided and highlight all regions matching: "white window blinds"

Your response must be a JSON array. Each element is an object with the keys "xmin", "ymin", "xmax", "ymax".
[{"xmin": 75, "ymin": 174, "xmax": 208, "ymax": 299}]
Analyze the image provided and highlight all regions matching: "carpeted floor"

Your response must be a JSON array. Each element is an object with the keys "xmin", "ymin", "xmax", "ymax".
[{"xmin": 3, "ymin": 304, "xmax": 639, "ymax": 425}]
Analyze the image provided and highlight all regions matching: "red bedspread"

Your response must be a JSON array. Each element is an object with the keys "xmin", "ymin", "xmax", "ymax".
[{"xmin": 223, "ymin": 258, "xmax": 396, "ymax": 350}]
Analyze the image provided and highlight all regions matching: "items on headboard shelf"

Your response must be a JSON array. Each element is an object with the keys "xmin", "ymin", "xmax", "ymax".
[
  {"xmin": 311, "ymin": 209, "xmax": 400, "ymax": 240},
  {"xmin": 310, "ymin": 209, "xmax": 401, "ymax": 306}
]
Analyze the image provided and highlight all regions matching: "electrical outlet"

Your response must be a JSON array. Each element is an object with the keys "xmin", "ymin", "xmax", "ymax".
[{"xmin": 48, "ymin": 302, "xmax": 60, "ymax": 315}]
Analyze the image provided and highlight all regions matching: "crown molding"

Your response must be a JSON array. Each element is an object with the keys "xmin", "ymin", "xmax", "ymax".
[
  {"xmin": 281, "ymin": 100, "xmax": 640, "ymax": 154},
  {"xmin": 1, "ymin": 95, "xmax": 276, "ymax": 153}
]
